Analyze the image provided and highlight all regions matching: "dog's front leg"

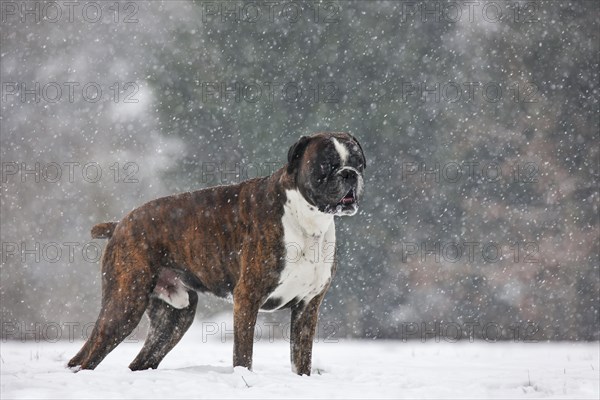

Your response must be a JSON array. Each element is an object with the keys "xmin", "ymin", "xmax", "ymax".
[
  {"xmin": 290, "ymin": 294, "xmax": 324, "ymax": 376},
  {"xmin": 232, "ymin": 284, "xmax": 260, "ymax": 370}
]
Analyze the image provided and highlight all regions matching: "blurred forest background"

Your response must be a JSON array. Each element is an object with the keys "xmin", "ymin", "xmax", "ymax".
[{"xmin": 1, "ymin": 1, "xmax": 598, "ymax": 341}]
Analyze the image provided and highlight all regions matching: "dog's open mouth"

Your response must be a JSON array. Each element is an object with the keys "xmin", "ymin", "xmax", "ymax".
[
  {"xmin": 327, "ymin": 188, "xmax": 359, "ymax": 215},
  {"xmin": 339, "ymin": 188, "xmax": 356, "ymax": 205}
]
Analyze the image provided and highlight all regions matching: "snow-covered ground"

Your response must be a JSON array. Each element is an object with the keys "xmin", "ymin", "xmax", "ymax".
[{"xmin": 2, "ymin": 324, "xmax": 598, "ymax": 399}]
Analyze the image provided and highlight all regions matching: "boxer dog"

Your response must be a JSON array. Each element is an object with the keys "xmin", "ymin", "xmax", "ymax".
[{"xmin": 68, "ymin": 132, "xmax": 365, "ymax": 375}]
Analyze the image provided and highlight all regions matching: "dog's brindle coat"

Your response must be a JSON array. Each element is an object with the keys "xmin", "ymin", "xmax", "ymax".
[{"xmin": 68, "ymin": 132, "xmax": 365, "ymax": 375}]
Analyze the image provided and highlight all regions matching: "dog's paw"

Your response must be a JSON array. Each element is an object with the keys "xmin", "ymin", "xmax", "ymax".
[{"xmin": 67, "ymin": 364, "xmax": 82, "ymax": 373}]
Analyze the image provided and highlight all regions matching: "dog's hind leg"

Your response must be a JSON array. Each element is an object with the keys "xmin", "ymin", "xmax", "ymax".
[
  {"xmin": 129, "ymin": 289, "xmax": 198, "ymax": 370},
  {"xmin": 68, "ymin": 249, "xmax": 156, "ymax": 370}
]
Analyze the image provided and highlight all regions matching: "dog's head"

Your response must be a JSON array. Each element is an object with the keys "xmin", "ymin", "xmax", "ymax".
[{"xmin": 287, "ymin": 132, "xmax": 366, "ymax": 216}]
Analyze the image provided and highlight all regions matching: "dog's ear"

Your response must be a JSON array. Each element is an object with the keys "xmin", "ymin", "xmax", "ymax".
[
  {"xmin": 287, "ymin": 136, "xmax": 312, "ymax": 174},
  {"xmin": 350, "ymin": 134, "xmax": 366, "ymax": 169}
]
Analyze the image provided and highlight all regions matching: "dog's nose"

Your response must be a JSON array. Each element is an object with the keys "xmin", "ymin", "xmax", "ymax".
[{"xmin": 340, "ymin": 169, "xmax": 358, "ymax": 184}]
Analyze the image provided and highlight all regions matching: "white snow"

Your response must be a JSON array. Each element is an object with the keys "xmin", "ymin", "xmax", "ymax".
[{"xmin": 1, "ymin": 322, "xmax": 598, "ymax": 399}]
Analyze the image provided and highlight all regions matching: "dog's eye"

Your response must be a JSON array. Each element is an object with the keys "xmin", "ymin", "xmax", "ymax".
[{"xmin": 320, "ymin": 162, "xmax": 331, "ymax": 174}]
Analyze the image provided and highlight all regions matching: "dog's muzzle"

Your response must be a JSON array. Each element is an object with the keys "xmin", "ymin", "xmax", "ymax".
[{"xmin": 332, "ymin": 167, "xmax": 362, "ymax": 215}]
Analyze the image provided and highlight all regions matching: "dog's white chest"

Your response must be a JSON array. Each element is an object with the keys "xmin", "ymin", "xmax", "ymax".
[{"xmin": 263, "ymin": 190, "xmax": 335, "ymax": 311}]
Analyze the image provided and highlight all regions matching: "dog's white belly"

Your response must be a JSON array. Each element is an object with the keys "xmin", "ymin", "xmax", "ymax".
[{"xmin": 262, "ymin": 189, "xmax": 336, "ymax": 311}]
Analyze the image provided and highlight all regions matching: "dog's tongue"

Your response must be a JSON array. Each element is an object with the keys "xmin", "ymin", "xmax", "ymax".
[{"xmin": 341, "ymin": 191, "xmax": 355, "ymax": 204}]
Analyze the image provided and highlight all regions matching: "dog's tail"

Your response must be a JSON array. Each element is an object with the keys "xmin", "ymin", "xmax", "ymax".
[{"xmin": 91, "ymin": 222, "xmax": 118, "ymax": 239}]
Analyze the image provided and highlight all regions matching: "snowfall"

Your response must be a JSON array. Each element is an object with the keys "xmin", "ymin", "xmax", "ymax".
[{"xmin": 1, "ymin": 318, "xmax": 598, "ymax": 400}]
